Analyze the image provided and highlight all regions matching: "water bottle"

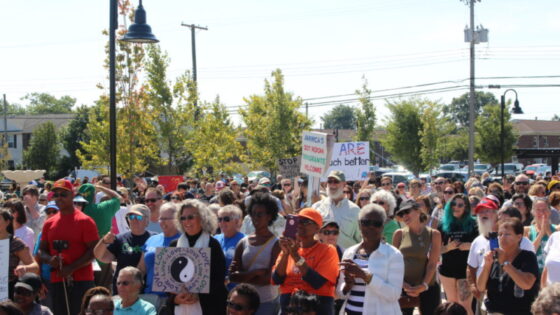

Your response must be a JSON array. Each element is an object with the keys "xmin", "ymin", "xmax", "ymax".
[{"xmin": 514, "ymin": 283, "xmax": 524, "ymax": 298}]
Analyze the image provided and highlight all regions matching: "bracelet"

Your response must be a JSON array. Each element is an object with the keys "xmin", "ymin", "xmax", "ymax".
[{"xmin": 422, "ymin": 282, "xmax": 429, "ymax": 291}]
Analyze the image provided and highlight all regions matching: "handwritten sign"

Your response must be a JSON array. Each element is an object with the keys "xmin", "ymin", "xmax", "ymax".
[
  {"xmin": 300, "ymin": 131, "xmax": 329, "ymax": 177},
  {"xmin": 0, "ymin": 239, "xmax": 8, "ymax": 302},
  {"xmin": 153, "ymin": 247, "xmax": 211, "ymax": 294},
  {"xmin": 322, "ymin": 142, "xmax": 370, "ymax": 181},
  {"xmin": 278, "ymin": 157, "xmax": 302, "ymax": 179},
  {"xmin": 157, "ymin": 175, "xmax": 184, "ymax": 193}
]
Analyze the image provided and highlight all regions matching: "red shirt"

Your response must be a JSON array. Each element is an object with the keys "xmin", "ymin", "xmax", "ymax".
[{"xmin": 41, "ymin": 209, "xmax": 99, "ymax": 283}]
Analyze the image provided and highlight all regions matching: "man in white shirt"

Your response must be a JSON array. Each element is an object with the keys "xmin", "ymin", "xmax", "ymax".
[
  {"xmin": 467, "ymin": 196, "xmax": 535, "ymax": 313},
  {"xmin": 312, "ymin": 170, "xmax": 361, "ymax": 250}
]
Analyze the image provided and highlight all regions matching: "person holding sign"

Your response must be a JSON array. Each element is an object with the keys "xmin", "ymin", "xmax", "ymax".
[{"xmin": 165, "ymin": 200, "xmax": 227, "ymax": 315}]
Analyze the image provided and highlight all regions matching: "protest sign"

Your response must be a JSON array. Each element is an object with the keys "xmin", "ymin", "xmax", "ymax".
[
  {"xmin": 0, "ymin": 239, "xmax": 8, "ymax": 302},
  {"xmin": 157, "ymin": 175, "xmax": 184, "ymax": 193},
  {"xmin": 153, "ymin": 247, "xmax": 211, "ymax": 294},
  {"xmin": 277, "ymin": 157, "xmax": 302, "ymax": 178},
  {"xmin": 322, "ymin": 141, "xmax": 370, "ymax": 181},
  {"xmin": 300, "ymin": 131, "xmax": 329, "ymax": 177}
]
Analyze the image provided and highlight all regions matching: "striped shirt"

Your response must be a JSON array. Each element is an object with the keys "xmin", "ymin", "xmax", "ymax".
[{"xmin": 345, "ymin": 254, "xmax": 370, "ymax": 314}]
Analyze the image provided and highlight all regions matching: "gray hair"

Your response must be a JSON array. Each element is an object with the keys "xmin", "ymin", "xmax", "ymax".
[
  {"xmin": 177, "ymin": 199, "xmax": 218, "ymax": 234},
  {"xmin": 359, "ymin": 203, "xmax": 387, "ymax": 223},
  {"xmin": 118, "ymin": 266, "xmax": 144, "ymax": 286},
  {"xmin": 218, "ymin": 205, "xmax": 243, "ymax": 220},
  {"xmin": 371, "ymin": 190, "xmax": 397, "ymax": 216},
  {"xmin": 160, "ymin": 202, "xmax": 178, "ymax": 216},
  {"xmin": 531, "ymin": 282, "xmax": 560, "ymax": 315}
]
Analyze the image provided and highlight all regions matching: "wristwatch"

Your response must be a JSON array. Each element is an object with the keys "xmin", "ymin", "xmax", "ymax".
[{"xmin": 295, "ymin": 257, "xmax": 306, "ymax": 267}]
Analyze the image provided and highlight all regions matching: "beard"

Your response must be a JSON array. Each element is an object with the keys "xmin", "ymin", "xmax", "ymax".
[
  {"xmin": 328, "ymin": 187, "xmax": 344, "ymax": 200},
  {"xmin": 477, "ymin": 215, "xmax": 495, "ymax": 238}
]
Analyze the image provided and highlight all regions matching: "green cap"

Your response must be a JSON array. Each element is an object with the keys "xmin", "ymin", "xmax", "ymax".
[{"xmin": 327, "ymin": 170, "xmax": 345, "ymax": 182}]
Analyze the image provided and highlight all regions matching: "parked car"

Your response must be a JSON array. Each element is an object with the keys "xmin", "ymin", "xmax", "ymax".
[
  {"xmin": 435, "ymin": 171, "xmax": 469, "ymax": 183},
  {"xmin": 247, "ymin": 171, "xmax": 272, "ymax": 182},
  {"xmin": 381, "ymin": 172, "xmax": 415, "ymax": 185},
  {"xmin": 492, "ymin": 163, "xmax": 519, "ymax": 176},
  {"xmin": 68, "ymin": 169, "xmax": 100, "ymax": 181},
  {"xmin": 524, "ymin": 164, "xmax": 551, "ymax": 176},
  {"xmin": 439, "ymin": 164, "xmax": 461, "ymax": 172}
]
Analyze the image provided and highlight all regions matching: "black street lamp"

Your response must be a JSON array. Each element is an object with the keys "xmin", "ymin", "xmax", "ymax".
[
  {"xmin": 500, "ymin": 89, "xmax": 523, "ymax": 178},
  {"xmin": 109, "ymin": 0, "xmax": 158, "ymax": 190}
]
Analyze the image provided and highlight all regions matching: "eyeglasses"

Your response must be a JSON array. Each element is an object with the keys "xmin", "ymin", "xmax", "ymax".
[
  {"xmin": 321, "ymin": 229, "xmax": 339, "ymax": 236},
  {"xmin": 359, "ymin": 219, "xmax": 383, "ymax": 228},
  {"xmin": 444, "ymin": 191, "xmax": 454, "ymax": 195},
  {"xmin": 396, "ymin": 209, "xmax": 411, "ymax": 217},
  {"xmin": 218, "ymin": 216, "xmax": 232, "ymax": 223},
  {"xmin": 226, "ymin": 301, "xmax": 247, "ymax": 311},
  {"xmin": 513, "ymin": 202, "xmax": 525, "ymax": 208},
  {"xmin": 180, "ymin": 214, "xmax": 198, "ymax": 221},
  {"xmin": 158, "ymin": 217, "xmax": 174, "ymax": 222},
  {"xmin": 85, "ymin": 310, "xmax": 113, "ymax": 315},
  {"xmin": 381, "ymin": 182, "xmax": 392, "ymax": 186},
  {"xmin": 515, "ymin": 181, "xmax": 529, "ymax": 185},
  {"xmin": 299, "ymin": 218, "xmax": 315, "ymax": 226},
  {"xmin": 327, "ymin": 179, "xmax": 340, "ymax": 184},
  {"xmin": 373, "ymin": 200, "xmax": 385, "ymax": 206},
  {"xmin": 14, "ymin": 288, "xmax": 33, "ymax": 297},
  {"xmin": 359, "ymin": 196, "xmax": 370, "ymax": 201},
  {"xmin": 410, "ymin": 184, "xmax": 420, "ymax": 188},
  {"xmin": 117, "ymin": 280, "xmax": 130, "ymax": 286},
  {"xmin": 145, "ymin": 198, "xmax": 161, "ymax": 203},
  {"xmin": 53, "ymin": 192, "xmax": 70, "ymax": 198},
  {"xmin": 127, "ymin": 214, "xmax": 143, "ymax": 221}
]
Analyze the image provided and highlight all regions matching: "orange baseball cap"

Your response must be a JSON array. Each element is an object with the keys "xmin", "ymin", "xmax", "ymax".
[
  {"xmin": 52, "ymin": 179, "xmax": 74, "ymax": 194},
  {"xmin": 298, "ymin": 208, "xmax": 323, "ymax": 227}
]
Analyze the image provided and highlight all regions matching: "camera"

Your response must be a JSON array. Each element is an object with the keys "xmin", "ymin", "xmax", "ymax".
[{"xmin": 53, "ymin": 240, "xmax": 69, "ymax": 252}]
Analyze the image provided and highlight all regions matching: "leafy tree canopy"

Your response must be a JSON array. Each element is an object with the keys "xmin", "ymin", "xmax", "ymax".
[
  {"xmin": 21, "ymin": 93, "xmax": 76, "ymax": 114},
  {"xmin": 321, "ymin": 104, "xmax": 357, "ymax": 129},
  {"xmin": 444, "ymin": 91, "xmax": 498, "ymax": 128}
]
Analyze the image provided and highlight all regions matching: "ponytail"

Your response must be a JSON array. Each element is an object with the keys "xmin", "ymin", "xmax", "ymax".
[{"xmin": 0, "ymin": 208, "xmax": 14, "ymax": 235}]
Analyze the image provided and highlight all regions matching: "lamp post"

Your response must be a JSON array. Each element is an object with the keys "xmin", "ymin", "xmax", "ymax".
[
  {"xmin": 109, "ymin": 0, "xmax": 158, "ymax": 190},
  {"xmin": 500, "ymin": 89, "xmax": 523, "ymax": 178}
]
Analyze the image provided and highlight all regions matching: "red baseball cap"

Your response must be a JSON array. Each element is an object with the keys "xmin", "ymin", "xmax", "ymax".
[
  {"xmin": 298, "ymin": 208, "xmax": 323, "ymax": 227},
  {"xmin": 474, "ymin": 197, "xmax": 499, "ymax": 214},
  {"xmin": 52, "ymin": 179, "xmax": 74, "ymax": 194}
]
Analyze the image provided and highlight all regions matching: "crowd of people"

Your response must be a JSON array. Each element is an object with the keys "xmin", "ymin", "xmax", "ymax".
[{"xmin": 1, "ymin": 170, "xmax": 560, "ymax": 315}]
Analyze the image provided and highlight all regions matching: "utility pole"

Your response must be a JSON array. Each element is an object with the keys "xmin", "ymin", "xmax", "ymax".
[
  {"xmin": 305, "ymin": 102, "xmax": 309, "ymax": 118},
  {"xmin": 181, "ymin": 23, "xmax": 208, "ymax": 111},
  {"xmin": 3, "ymin": 94, "xmax": 7, "ymax": 146},
  {"xmin": 467, "ymin": 0, "xmax": 477, "ymax": 177}
]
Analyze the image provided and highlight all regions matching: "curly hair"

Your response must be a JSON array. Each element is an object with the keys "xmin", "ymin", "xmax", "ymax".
[
  {"xmin": 217, "ymin": 188, "xmax": 235, "ymax": 206},
  {"xmin": 531, "ymin": 283, "xmax": 560, "ymax": 315},
  {"xmin": 371, "ymin": 190, "xmax": 396, "ymax": 216},
  {"xmin": 229, "ymin": 283, "xmax": 261, "ymax": 312},
  {"xmin": 247, "ymin": 192, "xmax": 279, "ymax": 226},
  {"xmin": 177, "ymin": 199, "xmax": 218, "ymax": 234}
]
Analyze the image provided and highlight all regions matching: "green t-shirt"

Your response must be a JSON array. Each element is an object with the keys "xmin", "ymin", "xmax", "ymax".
[
  {"xmin": 84, "ymin": 197, "xmax": 121, "ymax": 238},
  {"xmin": 383, "ymin": 219, "xmax": 400, "ymax": 245}
]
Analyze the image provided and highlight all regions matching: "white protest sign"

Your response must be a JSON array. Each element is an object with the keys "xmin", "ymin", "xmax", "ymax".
[
  {"xmin": 322, "ymin": 141, "xmax": 370, "ymax": 181},
  {"xmin": 153, "ymin": 247, "xmax": 211, "ymax": 293},
  {"xmin": 277, "ymin": 157, "xmax": 302, "ymax": 179},
  {"xmin": 300, "ymin": 131, "xmax": 329, "ymax": 177},
  {"xmin": 0, "ymin": 239, "xmax": 8, "ymax": 302}
]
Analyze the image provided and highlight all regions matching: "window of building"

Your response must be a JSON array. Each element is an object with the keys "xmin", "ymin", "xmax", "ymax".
[
  {"xmin": 543, "ymin": 136, "xmax": 549, "ymax": 147},
  {"xmin": 8, "ymin": 135, "xmax": 16, "ymax": 148},
  {"xmin": 533, "ymin": 136, "xmax": 538, "ymax": 148}
]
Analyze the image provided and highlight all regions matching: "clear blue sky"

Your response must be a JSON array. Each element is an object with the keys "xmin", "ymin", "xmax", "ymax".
[{"xmin": 1, "ymin": 0, "xmax": 559, "ymax": 126}]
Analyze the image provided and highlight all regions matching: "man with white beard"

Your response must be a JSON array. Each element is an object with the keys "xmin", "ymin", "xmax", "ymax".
[
  {"xmin": 312, "ymin": 170, "xmax": 361, "ymax": 250},
  {"xmin": 466, "ymin": 196, "xmax": 535, "ymax": 314}
]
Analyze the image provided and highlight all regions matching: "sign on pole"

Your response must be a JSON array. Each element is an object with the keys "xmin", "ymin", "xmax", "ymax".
[
  {"xmin": 322, "ymin": 142, "xmax": 370, "ymax": 181},
  {"xmin": 277, "ymin": 157, "xmax": 301, "ymax": 179},
  {"xmin": 0, "ymin": 239, "xmax": 9, "ymax": 302},
  {"xmin": 153, "ymin": 247, "xmax": 211, "ymax": 293},
  {"xmin": 300, "ymin": 131, "xmax": 329, "ymax": 177}
]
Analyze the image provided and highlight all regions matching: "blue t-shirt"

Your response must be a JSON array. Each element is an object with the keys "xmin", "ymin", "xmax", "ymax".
[
  {"xmin": 146, "ymin": 221, "xmax": 163, "ymax": 234},
  {"xmin": 214, "ymin": 232, "xmax": 245, "ymax": 290},
  {"xmin": 142, "ymin": 232, "xmax": 181, "ymax": 295}
]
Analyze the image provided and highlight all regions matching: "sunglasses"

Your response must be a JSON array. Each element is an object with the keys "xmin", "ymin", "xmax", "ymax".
[
  {"xmin": 434, "ymin": 181, "xmax": 445, "ymax": 185},
  {"xmin": 373, "ymin": 200, "xmax": 385, "ymax": 206},
  {"xmin": 513, "ymin": 202, "xmax": 526, "ymax": 207},
  {"xmin": 127, "ymin": 214, "xmax": 144, "ymax": 221},
  {"xmin": 321, "ymin": 229, "xmax": 339, "ymax": 236},
  {"xmin": 145, "ymin": 198, "xmax": 161, "ymax": 203},
  {"xmin": 180, "ymin": 214, "xmax": 198, "ymax": 221},
  {"xmin": 116, "ymin": 281, "xmax": 130, "ymax": 286},
  {"xmin": 396, "ymin": 209, "xmax": 411, "ymax": 217},
  {"xmin": 381, "ymin": 182, "xmax": 392, "ymax": 186},
  {"xmin": 299, "ymin": 218, "xmax": 315, "ymax": 226},
  {"xmin": 14, "ymin": 288, "xmax": 33, "ymax": 297},
  {"xmin": 218, "ymin": 216, "xmax": 232, "ymax": 223},
  {"xmin": 359, "ymin": 196, "xmax": 370, "ymax": 201},
  {"xmin": 53, "ymin": 192, "xmax": 70, "ymax": 198},
  {"xmin": 515, "ymin": 181, "xmax": 529, "ymax": 185},
  {"xmin": 444, "ymin": 191, "xmax": 454, "ymax": 195},
  {"xmin": 283, "ymin": 183, "xmax": 292, "ymax": 187},
  {"xmin": 327, "ymin": 179, "xmax": 340, "ymax": 184},
  {"xmin": 452, "ymin": 202, "xmax": 465, "ymax": 208},
  {"xmin": 359, "ymin": 219, "xmax": 383, "ymax": 228},
  {"xmin": 226, "ymin": 301, "xmax": 247, "ymax": 311},
  {"xmin": 158, "ymin": 217, "xmax": 175, "ymax": 222},
  {"xmin": 46, "ymin": 210, "xmax": 58, "ymax": 215},
  {"xmin": 410, "ymin": 184, "xmax": 420, "ymax": 188}
]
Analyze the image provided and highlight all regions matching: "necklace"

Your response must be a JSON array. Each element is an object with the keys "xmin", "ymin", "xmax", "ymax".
[{"xmin": 411, "ymin": 227, "xmax": 425, "ymax": 247}]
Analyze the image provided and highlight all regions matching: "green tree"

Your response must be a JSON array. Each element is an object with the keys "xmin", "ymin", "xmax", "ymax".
[
  {"xmin": 354, "ymin": 77, "xmax": 376, "ymax": 161},
  {"xmin": 382, "ymin": 99, "xmax": 423, "ymax": 176},
  {"xmin": 552, "ymin": 114, "xmax": 560, "ymax": 121},
  {"xmin": 21, "ymin": 93, "xmax": 76, "ymax": 114},
  {"xmin": 475, "ymin": 104, "xmax": 516, "ymax": 165},
  {"xmin": 23, "ymin": 122, "xmax": 60, "ymax": 177},
  {"xmin": 78, "ymin": 3, "xmax": 160, "ymax": 177},
  {"xmin": 440, "ymin": 129, "xmax": 469, "ymax": 162},
  {"xmin": 58, "ymin": 105, "xmax": 93, "ymax": 176},
  {"xmin": 444, "ymin": 91, "xmax": 498, "ymax": 128},
  {"xmin": 240, "ymin": 69, "xmax": 312, "ymax": 171},
  {"xmin": 144, "ymin": 45, "xmax": 196, "ymax": 174},
  {"xmin": 420, "ymin": 101, "xmax": 445, "ymax": 171},
  {"xmin": 187, "ymin": 98, "xmax": 245, "ymax": 176},
  {"xmin": 321, "ymin": 105, "xmax": 356, "ymax": 129}
]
